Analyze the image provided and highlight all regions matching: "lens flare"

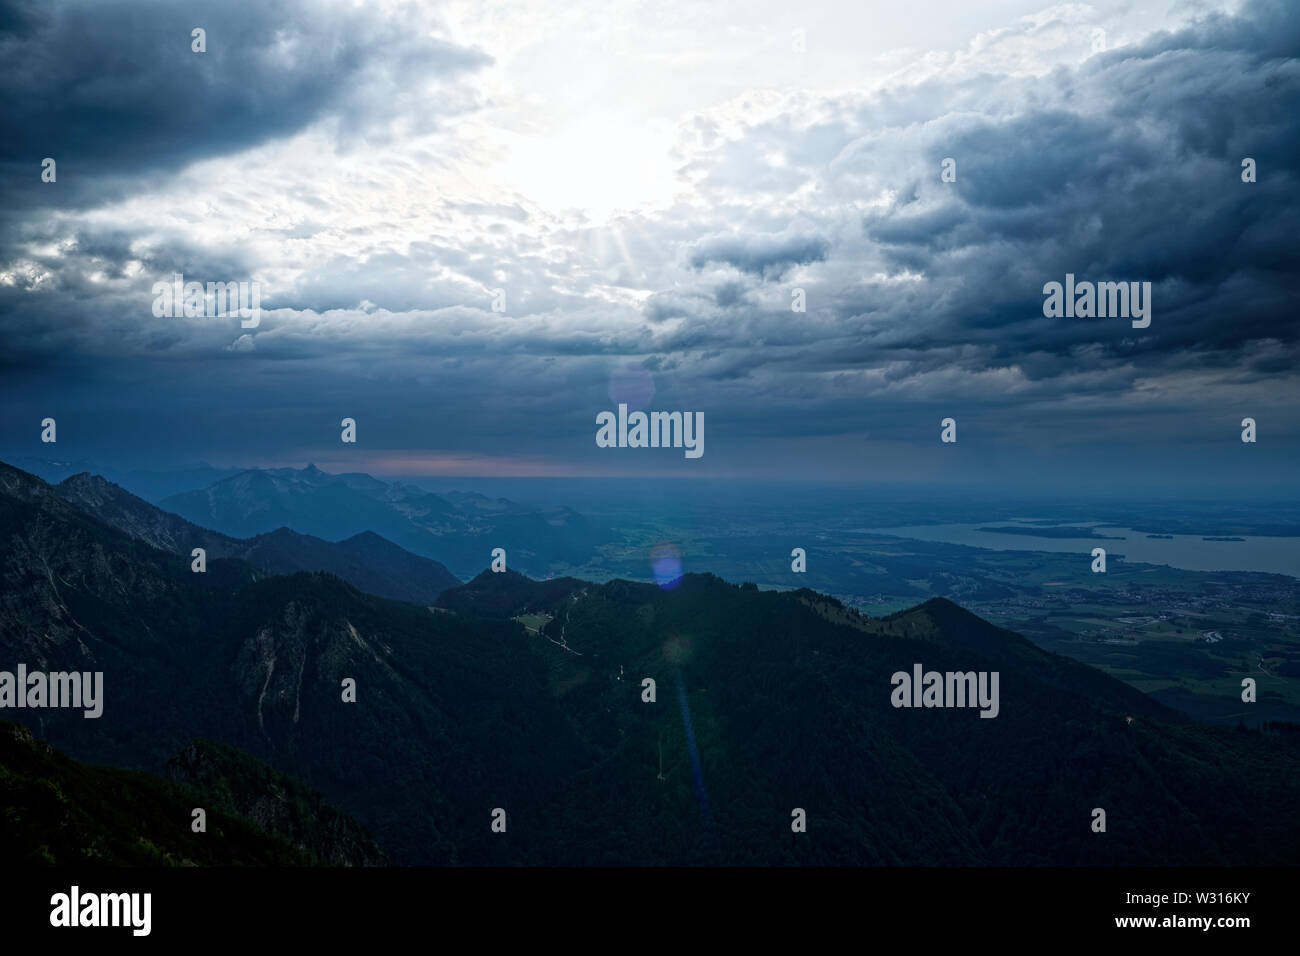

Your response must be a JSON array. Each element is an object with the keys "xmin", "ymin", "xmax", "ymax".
[{"xmin": 650, "ymin": 542, "xmax": 683, "ymax": 590}]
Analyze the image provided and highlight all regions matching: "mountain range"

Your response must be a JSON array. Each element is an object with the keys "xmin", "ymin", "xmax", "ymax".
[
  {"xmin": 158, "ymin": 464, "xmax": 611, "ymax": 578},
  {"xmin": 1, "ymin": 458, "xmax": 1298, "ymax": 865},
  {"xmin": 56, "ymin": 471, "xmax": 460, "ymax": 605}
]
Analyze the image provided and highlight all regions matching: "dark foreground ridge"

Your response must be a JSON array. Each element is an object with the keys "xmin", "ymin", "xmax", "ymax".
[
  {"xmin": 0, "ymin": 721, "xmax": 383, "ymax": 866},
  {"xmin": 2, "ymin": 460, "xmax": 1299, "ymax": 866}
]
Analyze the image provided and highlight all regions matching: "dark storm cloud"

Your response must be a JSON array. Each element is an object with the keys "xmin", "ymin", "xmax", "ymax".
[
  {"xmin": 852, "ymin": 0, "xmax": 1300, "ymax": 380},
  {"xmin": 686, "ymin": 231, "xmax": 831, "ymax": 279},
  {"xmin": 638, "ymin": 0, "xmax": 1300, "ymax": 432},
  {"xmin": 0, "ymin": 0, "xmax": 487, "ymax": 215}
]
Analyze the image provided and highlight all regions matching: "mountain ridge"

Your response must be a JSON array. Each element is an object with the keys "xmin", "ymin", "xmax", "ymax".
[
  {"xmin": 2, "ymin": 457, "xmax": 1297, "ymax": 866},
  {"xmin": 158, "ymin": 463, "xmax": 612, "ymax": 577},
  {"xmin": 55, "ymin": 469, "xmax": 460, "ymax": 604},
  {"xmin": 0, "ymin": 721, "xmax": 384, "ymax": 866}
]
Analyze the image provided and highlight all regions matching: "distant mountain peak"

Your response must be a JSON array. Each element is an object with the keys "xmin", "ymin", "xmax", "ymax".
[
  {"xmin": 915, "ymin": 596, "xmax": 973, "ymax": 616},
  {"xmin": 152, "ymin": 462, "xmax": 608, "ymax": 577},
  {"xmin": 0, "ymin": 458, "xmax": 462, "ymax": 605},
  {"xmin": 58, "ymin": 471, "xmax": 119, "ymax": 491}
]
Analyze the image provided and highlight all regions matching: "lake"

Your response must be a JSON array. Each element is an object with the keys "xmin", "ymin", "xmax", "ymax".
[{"xmin": 861, "ymin": 521, "xmax": 1300, "ymax": 579}]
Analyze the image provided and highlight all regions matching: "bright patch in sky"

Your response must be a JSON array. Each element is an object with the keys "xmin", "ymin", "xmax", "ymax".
[{"xmin": 497, "ymin": 117, "xmax": 681, "ymax": 219}]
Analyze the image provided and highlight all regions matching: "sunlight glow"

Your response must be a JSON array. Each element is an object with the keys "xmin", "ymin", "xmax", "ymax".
[{"xmin": 497, "ymin": 117, "xmax": 681, "ymax": 220}]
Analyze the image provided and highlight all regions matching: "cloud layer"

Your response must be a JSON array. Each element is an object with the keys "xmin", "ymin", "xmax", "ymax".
[{"xmin": 1, "ymin": 0, "xmax": 1296, "ymax": 487}]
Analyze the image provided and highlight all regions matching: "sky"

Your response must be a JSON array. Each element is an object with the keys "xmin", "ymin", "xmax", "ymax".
[{"xmin": 0, "ymin": 0, "xmax": 1296, "ymax": 491}]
